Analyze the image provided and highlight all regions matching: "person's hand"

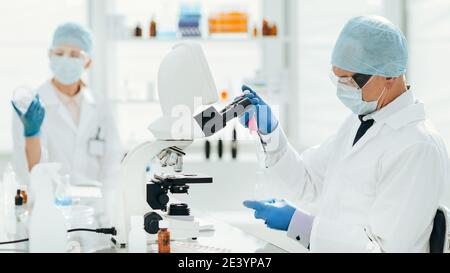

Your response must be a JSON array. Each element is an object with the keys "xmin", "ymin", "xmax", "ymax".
[
  {"xmin": 239, "ymin": 85, "xmax": 278, "ymax": 135},
  {"xmin": 243, "ymin": 199, "xmax": 296, "ymax": 231},
  {"xmin": 12, "ymin": 95, "xmax": 45, "ymax": 138}
]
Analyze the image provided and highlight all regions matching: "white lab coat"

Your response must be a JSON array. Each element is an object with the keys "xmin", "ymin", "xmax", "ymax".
[
  {"xmin": 12, "ymin": 80, "xmax": 123, "ymax": 226},
  {"xmin": 261, "ymin": 90, "xmax": 449, "ymax": 252}
]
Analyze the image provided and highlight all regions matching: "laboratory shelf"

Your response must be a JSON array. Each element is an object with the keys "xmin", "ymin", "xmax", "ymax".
[{"xmin": 111, "ymin": 36, "xmax": 290, "ymax": 45}]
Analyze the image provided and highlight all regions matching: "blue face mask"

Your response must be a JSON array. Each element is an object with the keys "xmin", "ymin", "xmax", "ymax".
[
  {"xmin": 336, "ymin": 83, "xmax": 386, "ymax": 116},
  {"xmin": 50, "ymin": 56, "xmax": 85, "ymax": 85}
]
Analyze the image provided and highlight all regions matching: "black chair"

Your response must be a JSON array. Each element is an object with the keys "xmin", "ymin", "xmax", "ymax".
[{"xmin": 429, "ymin": 206, "xmax": 449, "ymax": 253}]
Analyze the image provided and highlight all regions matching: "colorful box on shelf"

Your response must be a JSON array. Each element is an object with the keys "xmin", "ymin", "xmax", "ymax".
[
  {"xmin": 178, "ymin": 3, "xmax": 202, "ymax": 37},
  {"xmin": 208, "ymin": 12, "xmax": 248, "ymax": 34}
]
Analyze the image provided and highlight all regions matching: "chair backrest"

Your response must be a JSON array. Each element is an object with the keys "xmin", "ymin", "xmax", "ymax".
[{"xmin": 429, "ymin": 206, "xmax": 449, "ymax": 253}]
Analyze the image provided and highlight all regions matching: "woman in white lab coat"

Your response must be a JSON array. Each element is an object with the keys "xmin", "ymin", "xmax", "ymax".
[
  {"xmin": 241, "ymin": 16, "xmax": 449, "ymax": 252},
  {"xmin": 12, "ymin": 22, "xmax": 123, "ymax": 226}
]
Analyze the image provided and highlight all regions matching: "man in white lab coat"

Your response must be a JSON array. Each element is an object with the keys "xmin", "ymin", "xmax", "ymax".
[
  {"xmin": 242, "ymin": 16, "xmax": 449, "ymax": 252},
  {"xmin": 12, "ymin": 22, "xmax": 123, "ymax": 227}
]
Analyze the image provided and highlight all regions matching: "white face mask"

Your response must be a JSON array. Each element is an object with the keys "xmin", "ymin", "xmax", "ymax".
[
  {"xmin": 50, "ymin": 56, "xmax": 85, "ymax": 85},
  {"xmin": 336, "ymin": 83, "xmax": 386, "ymax": 116}
]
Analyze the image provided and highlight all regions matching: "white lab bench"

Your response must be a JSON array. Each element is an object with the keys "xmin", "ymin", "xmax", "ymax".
[
  {"xmin": 0, "ymin": 210, "xmax": 287, "ymax": 253},
  {"xmin": 0, "ymin": 150, "xmax": 304, "ymax": 253}
]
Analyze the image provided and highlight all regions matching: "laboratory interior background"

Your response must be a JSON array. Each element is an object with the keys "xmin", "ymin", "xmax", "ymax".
[{"xmin": 0, "ymin": 0, "xmax": 449, "ymax": 252}]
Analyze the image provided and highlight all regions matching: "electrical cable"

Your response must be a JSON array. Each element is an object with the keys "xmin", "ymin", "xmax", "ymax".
[{"xmin": 0, "ymin": 227, "xmax": 117, "ymax": 245}]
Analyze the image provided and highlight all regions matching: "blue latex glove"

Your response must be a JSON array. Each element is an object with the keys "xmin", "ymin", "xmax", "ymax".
[
  {"xmin": 239, "ymin": 85, "xmax": 278, "ymax": 135},
  {"xmin": 243, "ymin": 199, "xmax": 296, "ymax": 231},
  {"xmin": 12, "ymin": 95, "xmax": 45, "ymax": 138}
]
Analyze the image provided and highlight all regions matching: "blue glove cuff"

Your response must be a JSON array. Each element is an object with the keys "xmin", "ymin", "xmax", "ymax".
[{"xmin": 24, "ymin": 130, "xmax": 41, "ymax": 138}]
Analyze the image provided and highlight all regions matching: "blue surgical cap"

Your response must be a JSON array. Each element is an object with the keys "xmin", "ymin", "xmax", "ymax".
[
  {"xmin": 331, "ymin": 15, "xmax": 408, "ymax": 78},
  {"xmin": 52, "ymin": 22, "xmax": 94, "ymax": 54}
]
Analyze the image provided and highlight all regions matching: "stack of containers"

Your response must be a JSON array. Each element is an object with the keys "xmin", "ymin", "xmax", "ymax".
[
  {"xmin": 208, "ymin": 5, "xmax": 248, "ymax": 34},
  {"xmin": 178, "ymin": 3, "xmax": 202, "ymax": 37}
]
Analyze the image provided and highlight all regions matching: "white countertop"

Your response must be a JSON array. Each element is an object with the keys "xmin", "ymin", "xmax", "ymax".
[{"xmin": 0, "ymin": 209, "xmax": 287, "ymax": 254}]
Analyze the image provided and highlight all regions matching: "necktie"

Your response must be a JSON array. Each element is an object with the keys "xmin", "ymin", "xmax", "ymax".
[{"xmin": 353, "ymin": 115, "xmax": 375, "ymax": 146}]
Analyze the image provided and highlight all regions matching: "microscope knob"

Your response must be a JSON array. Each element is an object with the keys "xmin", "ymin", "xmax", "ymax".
[
  {"xmin": 144, "ymin": 212, "xmax": 163, "ymax": 234},
  {"xmin": 158, "ymin": 194, "xmax": 170, "ymax": 206}
]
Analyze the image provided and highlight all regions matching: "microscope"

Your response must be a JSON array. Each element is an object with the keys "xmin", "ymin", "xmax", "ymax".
[{"xmin": 112, "ymin": 42, "xmax": 253, "ymax": 247}]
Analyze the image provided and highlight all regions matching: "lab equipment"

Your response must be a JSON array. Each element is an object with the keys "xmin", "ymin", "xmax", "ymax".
[
  {"xmin": 194, "ymin": 96, "xmax": 252, "ymax": 137},
  {"xmin": 262, "ymin": 19, "xmax": 278, "ymax": 37},
  {"xmin": 58, "ymin": 205, "xmax": 107, "ymax": 252},
  {"xmin": 113, "ymin": 42, "xmax": 218, "ymax": 247},
  {"xmin": 52, "ymin": 22, "xmax": 94, "ymax": 55},
  {"xmin": 29, "ymin": 163, "xmax": 68, "ymax": 253},
  {"xmin": 244, "ymin": 199, "xmax": 295, "ymax": 231},
  {"xmin": 128, "ymin": 216, "xmax": 147, "ymax": 253},
  {"xmin": 178, "ymin": 3, "xmax": 202, "ymax": 37},
  {"xmin": 134, "ymin": 23, "xmax": 143, "ymax": 37},
  {"xmin": 209, "ymin": 10, "xmax": 248, "ymax": 34},
  {"xmin": 231, "ymin": 127, "xmax": 238, "ymax": 159},
  {"xmin": 150, "ymin": 18, "xmax": 157, "ymax": 38},
  {"xmin": 331, "ymin": 15, "xmax": 408, "ymax": 78},
  {"xmin": 12, "ymin": 86, "xmax": 36, "ymax": 114},
  {"xmin": 252, "ymin": 24, "xmax": 258, "ymax": 37},
  {"xmin": 15, "ymin": 190, "xmax": 23, "ymax": 206},
  {"xmin": 239, "ymin": 85, "xmax": 279, "ymax": 135},
  {"xmin": 55, "ymin": 175, "xmax": 73, "ymax": 207},
  {"xmin": 20, "ymin": 186, "xmax": 28, "ymax": 204},
  {"xmin": 158, "ymin": 220, "xmax": 171, "ymax": 253},
  {"xmin": 218, "ymin": 139, "xmax": 223, "ymax": 159},
  {"xmin": 12, "ymin": 95, "xmax": 45, "ymax": 137},
  {"xmin": 0, "ymin": 179, "xmax": 5, "ymax": 242},
  {"xmin": 3, "ymin": 164, "xmax": 17, "ymax": 235},
  {"xmin": 204, "ymin": 140, "xmax": 211, "ymax": 160},
  {"xmin": 50, "ymin": 55, "xmax": 86, "ymax": 85},
  {"xmin": 145, "ymin": 173, "xmax": 212, "ymax": 236}
]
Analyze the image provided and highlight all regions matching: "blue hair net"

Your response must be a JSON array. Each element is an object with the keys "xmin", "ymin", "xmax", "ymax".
[
  {"xmin": 52, "ymin": 22, "xmax": 94, "ymax": 54},
  {"xmin": 331, "ymin": 15, "xmax": 408, "ymax": 78}
]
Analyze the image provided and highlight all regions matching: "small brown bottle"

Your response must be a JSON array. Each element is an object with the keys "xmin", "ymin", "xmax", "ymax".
[
  {"xmin": 252, "ymin": 24, "xmax": 258, "ymax": 38},
  {"xmin": 20, "ymin": 186, "xmax": 28, "ymax": 204},
  {"xmin": 15, "ymin": 189, "xmax": 23, "ymax": 206},
  {"xmin": 134, "ymin": 23, "xmax": 143, "ymax": 37},
  {"xmin": 262, "ymin": 19, "xmax": 269, "ymax": 36},
  {"xmin": 271, "ymin": 23, "xmax": 278, "ymax": 37},
  {"xmin": 150, "ymin": 18, "xmax": 157, "ymax": 38},
  {"xmin": 158, "ymin": 221, "xmax": 170, "ymax": 253}
]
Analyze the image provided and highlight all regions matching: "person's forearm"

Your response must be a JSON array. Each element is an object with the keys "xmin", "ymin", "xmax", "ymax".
[{"xmin": 25, "ymin": 137, "xmax": 41, "ymax": 171}]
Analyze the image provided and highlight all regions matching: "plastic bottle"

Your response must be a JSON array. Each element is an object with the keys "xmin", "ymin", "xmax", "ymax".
[
  {"xmin": 0, "ymin": 179, "xmax": 6, "ymax": 241},
  {"xmin": 128, "ymin": 216, "xmax": 147, "ymax": 253},
  {"xmin": 158, "ymin": 221, "xmax": 171, "ymax": 253},
  {"xmin": 29, "ymin": 163, "xmax": 68, "ymax": 253},
  {"xmin": 55, "ymin": 175, "xmax": 73, "ymax": 207},
  {"xmin": 3, "ymin": 164, "xmax": 17, "ymax": 206},
  {"xmin": 3, "ymin": 164, "xmax": 17, "ymax": 235}
]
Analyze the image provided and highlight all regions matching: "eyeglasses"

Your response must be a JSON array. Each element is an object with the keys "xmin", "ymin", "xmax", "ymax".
[
  {"xmin": 352, "ymin": 73, "xmax": 372, "ymax": 89},
  {"xmin": 49, "ymin": 47, "xmax": 88, "ymax": 60},
  {"xmin": 329, "ymin": 70, "xmax": 373, "ymax": 89}
]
